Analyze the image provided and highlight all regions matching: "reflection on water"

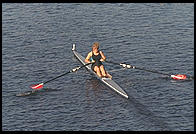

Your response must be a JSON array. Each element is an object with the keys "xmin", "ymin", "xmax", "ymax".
[{"xmin": 84, "ymin": 77, "xmax": 103, "ymax": 101}]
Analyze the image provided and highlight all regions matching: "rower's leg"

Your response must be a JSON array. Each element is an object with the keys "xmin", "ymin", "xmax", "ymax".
[
  {"xmin": 100, "ymin": 65, "xmax": 107, "ymax": 77},
  {"xmin": 94, "ymin": 66, "xmax": 102, "ymax": 77},
  {"xmin": 100, "ymin": 65, "xmax": 112, "ymax": 78},
  {"xmin": 106, "ymin": 72, "xmax": 112, "ymax": 78}
]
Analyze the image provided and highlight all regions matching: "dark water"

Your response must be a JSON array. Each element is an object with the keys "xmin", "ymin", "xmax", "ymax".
[{"xmin": 2, "ymin": 3, "xmax": 194, "ymax": 131}]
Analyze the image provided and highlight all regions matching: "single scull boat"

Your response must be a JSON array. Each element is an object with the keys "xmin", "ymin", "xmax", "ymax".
[{"xmin": 72, "ymin": 44, "xmax": 128, "ymax": 99}]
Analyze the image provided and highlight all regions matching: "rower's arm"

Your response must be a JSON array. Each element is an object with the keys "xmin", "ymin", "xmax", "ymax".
[
  {"xmin": 85, "ymin": 52, "xmax": 92, "ymax": 63},
  {"xmin": 100, "ymin": 51, "xmax": 106, "ymax": 61}
]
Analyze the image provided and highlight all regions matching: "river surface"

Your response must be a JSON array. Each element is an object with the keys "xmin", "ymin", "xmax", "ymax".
[{"xmin": 2, "ymin": 3, "xmax": 194, "ymax": 131}]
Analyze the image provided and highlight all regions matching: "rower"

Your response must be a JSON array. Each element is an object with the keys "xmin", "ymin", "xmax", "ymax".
[{"xmin": 85, "ymin": 42, "xmax": 112, "ymax": 78}]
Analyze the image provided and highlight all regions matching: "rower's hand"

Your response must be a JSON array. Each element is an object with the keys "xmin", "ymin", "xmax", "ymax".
[
  {"xmin": 100, "ymin": 58, "xmax": 105, "ymax": 62},
  {"xmin": 91, "ymin": 60, "xmax": 95, "ymax": 63}
]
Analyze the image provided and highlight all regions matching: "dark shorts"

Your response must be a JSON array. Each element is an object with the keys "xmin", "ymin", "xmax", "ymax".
[{"xmin": 91, "ymin": 61, "xmax": 103, "ymax": 71}]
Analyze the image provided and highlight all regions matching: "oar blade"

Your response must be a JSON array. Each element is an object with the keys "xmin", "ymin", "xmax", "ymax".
[
  {"xmin": 171, "ymin": 74, "xmax": 187, "ymax": 80},
  {"xmin": 30, "ymin": 83, "xmax": 44, "ymax": 90}
]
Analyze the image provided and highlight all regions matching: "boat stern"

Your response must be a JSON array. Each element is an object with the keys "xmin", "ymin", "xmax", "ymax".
[{"xmin": 72, "ymin": 44, "xmax": 76, "ymax": 51}]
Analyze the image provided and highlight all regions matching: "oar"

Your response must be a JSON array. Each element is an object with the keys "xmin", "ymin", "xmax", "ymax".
[
  {"xmin": 30, "ymin": 62, "xmax": 93, "ymax": 90},
  {"xmin": 105, "ymin": 60, "xmax": 188, "ymax": 80}
]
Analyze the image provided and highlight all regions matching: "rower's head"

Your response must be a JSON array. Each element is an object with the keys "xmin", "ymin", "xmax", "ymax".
[{"xmin": 92, "ymin": 42, "xmax": 99, "ymax": 52}]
